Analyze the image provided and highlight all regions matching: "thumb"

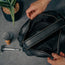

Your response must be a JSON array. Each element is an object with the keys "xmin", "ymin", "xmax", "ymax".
[{"xmin": 52, "ymin": 53, "xmax": 61, "ymax": 59}]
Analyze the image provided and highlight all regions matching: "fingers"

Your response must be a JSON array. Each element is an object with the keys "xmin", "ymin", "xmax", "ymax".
[
  {"xmin": 47, "ymin": 53, "xmax": 61, "ymax": 65},
  {"xmin": 47, "ymin": 57, "xmax": 55, "ymax": 64},
  {"xmin": 60, "ymin": 52, "xmax": 65, "ymax": 57},
  {"xmin": 26, "ymin": 8, "xmax": 41, "ymax": 20},
  {"xmin": 52, "ymin": 53, "xmax": 61, "ymax": 59},
  {"xmin": 26, "ymin": 4, "xmax": 34, "ymax": 14},
  {"xmin": 26, "ymin": 7, "xmax": 42, "ymax": 20},
  {"xmin": 26, "ymin": 8, "xmax": 40, "ymax": 20},
  {"xmin": 26, "ymin": 3, "xmax": 42, "ymax": 20},
  {"xmin": 26, "ymin": 5, "xmax": 35, "ymax": 19},
  {"xmin": 48, "ymin": 52, "xmax": 65, "ymax": 65}
]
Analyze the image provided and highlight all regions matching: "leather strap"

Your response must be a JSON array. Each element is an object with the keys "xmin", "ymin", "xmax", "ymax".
[{"xmin": 24, "ymin": 18, "xmax": 65, "ymax": 49}]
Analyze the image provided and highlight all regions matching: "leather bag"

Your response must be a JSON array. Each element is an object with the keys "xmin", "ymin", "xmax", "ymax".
[{"xmin": 18, "ymin": 11, "xmax": 65, "ymax": 57}]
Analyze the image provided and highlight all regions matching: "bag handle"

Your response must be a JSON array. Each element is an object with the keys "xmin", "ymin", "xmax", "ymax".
[
  {"xmin": 24, "ymin": 18, "xmax": 65, "ymax": 49},
  {"xmin": 20, "ymin": 11, "xmax": 59, "ymax": 35}
]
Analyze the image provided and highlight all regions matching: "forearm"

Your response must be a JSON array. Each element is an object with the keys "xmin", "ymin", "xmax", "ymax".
[{"xmin": 38, "ymin": 0, "xmax": 51, "ymax": 4}]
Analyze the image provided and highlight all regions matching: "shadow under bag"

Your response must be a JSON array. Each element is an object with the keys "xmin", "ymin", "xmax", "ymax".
[{"xmin": 18, "ymin": 11, "xmax": 65, "ymax": 57}]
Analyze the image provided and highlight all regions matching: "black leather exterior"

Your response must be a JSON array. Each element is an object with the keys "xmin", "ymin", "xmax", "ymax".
[{"xmin": 18, "ymin": 11, "xmax": 65, "ymax": 57}]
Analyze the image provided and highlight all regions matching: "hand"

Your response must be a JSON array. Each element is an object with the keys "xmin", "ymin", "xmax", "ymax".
[
  {"xmin": 47, "ymin": 52, "xmax": 65, "ymax": 65},
  {"xmin": 26, "ymin": 0, "xmax": 51, "ymax": 20}
]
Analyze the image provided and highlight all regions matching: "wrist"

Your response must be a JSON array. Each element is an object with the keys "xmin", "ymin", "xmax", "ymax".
[{"xmin": 38, "ymin": 0, "xmax": 51, "ymax": 4}]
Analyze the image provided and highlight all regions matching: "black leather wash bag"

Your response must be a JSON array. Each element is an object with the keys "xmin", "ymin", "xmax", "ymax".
[{"xmin": 18, "ymin": 11, "xmax": 65, "ymax": 57}]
